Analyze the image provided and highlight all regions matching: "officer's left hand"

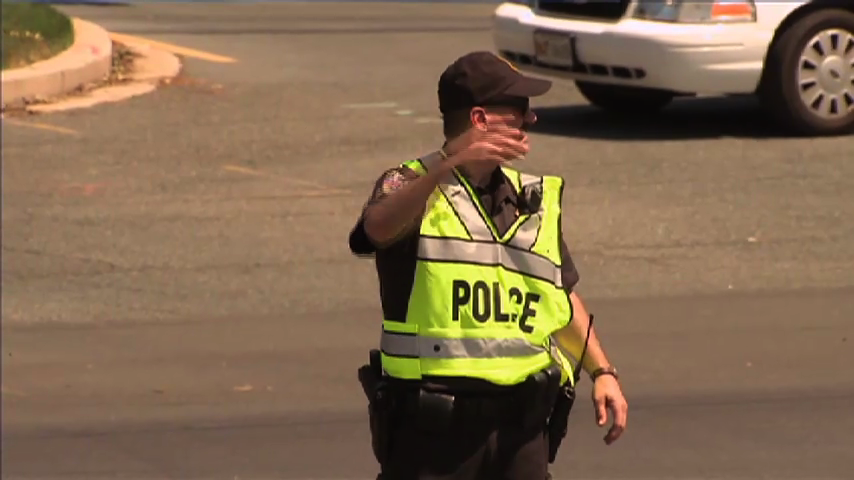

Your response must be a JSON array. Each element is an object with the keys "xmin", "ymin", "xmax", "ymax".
[{"xmin": 592, "ymin": 375, "xmax": 628, "ymax": 445}]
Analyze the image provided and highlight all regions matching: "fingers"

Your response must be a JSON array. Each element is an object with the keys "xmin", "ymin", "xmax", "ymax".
[
  {"xmin": 603, "ymin": 398, "xmax": 628, "ymax": 445},
  {"xmin": 485, "ymin": 145, "xmax": 528, "ymax": 165},
  {"xmin": 482, "ymin": 127, "xmax": 526, "ymax": 143},
  {"xmin": 451, "ymin": 128, "xmax": 528, "ymax": 167},
  {"xmin": 603, "ymin": 408, "xmax": 624, "ymax": 445},
  {"xmin": 444, "ymin": 127, "xmax": 481, "ymax": 156},
  {"xmin": 594, "ymin": 395, "xmax": 607, "ymax": 427},
  {"xmin": 487, "ymin": 133, "xmax": 529, "ymax": 160}
]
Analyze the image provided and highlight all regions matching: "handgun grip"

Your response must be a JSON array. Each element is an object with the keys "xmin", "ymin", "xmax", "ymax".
[{"xmin": 369, "ymin": 348, "xmax": 382, "ymax": 376}]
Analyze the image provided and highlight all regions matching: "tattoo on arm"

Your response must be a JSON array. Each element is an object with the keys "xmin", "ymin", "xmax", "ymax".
[{"xmin": 363, "ymin": 167, "xmax": 422, "ymax": 246}]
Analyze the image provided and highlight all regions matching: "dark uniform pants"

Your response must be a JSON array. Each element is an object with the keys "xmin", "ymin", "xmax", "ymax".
[{"xmin": 379, "ymin": 393, "xmax": 550, "ymax": 480}]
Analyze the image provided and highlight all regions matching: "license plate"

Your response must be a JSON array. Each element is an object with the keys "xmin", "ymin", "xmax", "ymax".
[{"xmin": 533, "ymin": 30, "xmax": 574, "ymax": 67}]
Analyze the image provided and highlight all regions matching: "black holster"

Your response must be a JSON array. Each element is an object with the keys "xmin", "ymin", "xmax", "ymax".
[
  {"xmin": 358, "ymin": 349, "xmax": 392, "ymax": 467},
  {"xmin": 521, "ymin": 362, "xmax": 564, "ymax": 431},
  {"xmin": 546, "ymin": 381, "xmax": 577, "ymax": 463}
]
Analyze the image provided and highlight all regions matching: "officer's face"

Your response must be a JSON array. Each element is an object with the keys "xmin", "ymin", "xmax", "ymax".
[{"xmin": 479, "ymin": 99, "xmax": 536, "ymax": 132}]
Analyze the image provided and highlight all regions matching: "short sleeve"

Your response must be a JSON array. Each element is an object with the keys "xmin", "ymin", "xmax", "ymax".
[
  {"xmin": 348, "ymin": 166, "xmax": 419, "ymax": 256},
  {"xmin": 560, "ymin": 238, "xmax": 580, "ymax": 292}
]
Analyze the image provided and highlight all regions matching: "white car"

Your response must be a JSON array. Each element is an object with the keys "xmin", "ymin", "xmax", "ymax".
[{"xmin": 492, "ymin": 0, "xmax": 854, "ymax": 136}]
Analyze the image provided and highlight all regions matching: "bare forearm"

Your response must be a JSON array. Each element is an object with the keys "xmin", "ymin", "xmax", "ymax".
[
  {"xmin": 554, "ymin": 291, "xmax": 611, "ymax": 376},
  {"xmin": 363, "ymin": 160, "xmax": 452, "ymax": 244}
]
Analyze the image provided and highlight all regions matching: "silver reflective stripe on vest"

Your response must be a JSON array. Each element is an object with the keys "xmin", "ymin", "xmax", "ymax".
[
  {"xmin": 415, "ymin": 152, "xmax": 495, "ymax": 241},
  {"xmin": 381, "ymin": 331, "xmax": 547, "ymax": 359},
  {"xmin": 510, "ymin": 172, "xmax": 545, "ymax": 250},
  {"xmin": 510, "ymin": 214, "xmax": 540, "ymax": 251},
  {"xmin": 439, "ymin": 177, "xmax": 495, "ymax": 241},
  {"xmin": 417, "ymin": 153, "xmax": 549, "ymax": 247},
  {"xmin": 418, "ymin": 236, "xmax": 563, "ymax": 287},
  {"xmin": 518, "ymin": 172, "xmax": 542, "ymax": 190}
]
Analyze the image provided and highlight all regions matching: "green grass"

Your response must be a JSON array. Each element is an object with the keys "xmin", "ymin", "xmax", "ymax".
[{"xmin": 2, "ymin": 2, "xmax": 75, "ymax": 70}]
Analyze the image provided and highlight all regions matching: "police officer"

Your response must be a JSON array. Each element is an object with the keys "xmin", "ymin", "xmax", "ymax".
[{"xmin": 349, "ymin": 51, "xmax": 628, "ymax": 480}]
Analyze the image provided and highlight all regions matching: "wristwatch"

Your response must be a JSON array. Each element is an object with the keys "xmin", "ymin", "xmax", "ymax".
[{"xmin": 590, "ymin": 366, "xmax": 619, "ymax": 381}]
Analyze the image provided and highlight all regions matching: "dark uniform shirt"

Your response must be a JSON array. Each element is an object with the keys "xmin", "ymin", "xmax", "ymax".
[{"xmin": 349, "ymin": 163, "xmax": 581, "ymax": 393}]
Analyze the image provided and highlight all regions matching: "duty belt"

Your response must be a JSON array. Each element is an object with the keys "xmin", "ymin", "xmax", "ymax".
[
  {"xmin": 394, "ymin": 388, "xmax": 522, "ymax": 418},
  {"xmin": 385, "ymin": 363, "xmax": 563, "ymax": 431}
]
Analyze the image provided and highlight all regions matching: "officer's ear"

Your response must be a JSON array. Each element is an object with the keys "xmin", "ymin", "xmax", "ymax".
[{"xmin": 469, "ymin": 107, "xmax": 488, "ymax": 132}]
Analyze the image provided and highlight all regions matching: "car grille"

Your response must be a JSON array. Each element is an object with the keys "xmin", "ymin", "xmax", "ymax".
[{"xmin": 536, "ymin": 0, "xmax": 632, "ymax": 20}]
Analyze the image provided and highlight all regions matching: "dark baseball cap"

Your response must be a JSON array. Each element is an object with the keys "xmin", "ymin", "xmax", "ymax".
[{"xmin": 438, "ymin": 51, "xmax": 552, "ymax": 114}]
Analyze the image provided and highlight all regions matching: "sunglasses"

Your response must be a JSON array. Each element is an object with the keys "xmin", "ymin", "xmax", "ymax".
[{"xmin": 482, "ymin": 97, "xmax": 530, "ymax": 115}]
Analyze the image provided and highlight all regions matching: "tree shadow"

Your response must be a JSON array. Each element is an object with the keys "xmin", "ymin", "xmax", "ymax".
[{"xmin": 529, "ymin": 95, "xmax": 798, "ymax": 141}]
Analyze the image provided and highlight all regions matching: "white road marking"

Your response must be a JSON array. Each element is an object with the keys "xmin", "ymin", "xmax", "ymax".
[
  {"xmin": 415, "ymin": 117, "xmax": 442, "ymax": 124},
  {"xmin": 341, "ymin": 101, "xmax": 442, "ymax": 125},
  {"xmin": 341, "ymin": 101, "xmax": 398, "ymax": 109}
]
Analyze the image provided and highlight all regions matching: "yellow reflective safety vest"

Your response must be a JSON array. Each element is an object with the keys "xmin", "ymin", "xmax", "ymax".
[{"xmin": 380, "ymin": 151, "xmax": 577, "ymax": 387}]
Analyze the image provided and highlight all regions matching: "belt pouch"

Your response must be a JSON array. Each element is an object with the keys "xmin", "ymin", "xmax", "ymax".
[{"xmin": 416, "ymin": 390, "xmax": 455, "ymax": 432}]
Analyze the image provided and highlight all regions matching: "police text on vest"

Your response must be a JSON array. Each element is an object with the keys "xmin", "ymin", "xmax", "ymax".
[{"xmin": 451, "ymin": 280, "xmax": 538, "ymax": 333}]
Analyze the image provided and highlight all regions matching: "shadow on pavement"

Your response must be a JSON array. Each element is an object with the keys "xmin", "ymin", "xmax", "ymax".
[{"xmin": 529, "ymin": 95, "xmax": 795, "ymax": 141}]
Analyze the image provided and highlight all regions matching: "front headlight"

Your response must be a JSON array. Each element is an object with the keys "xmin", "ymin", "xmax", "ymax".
[{"xmin": 633, "ymin": 0, "xmax": 757, "ymax": 23}]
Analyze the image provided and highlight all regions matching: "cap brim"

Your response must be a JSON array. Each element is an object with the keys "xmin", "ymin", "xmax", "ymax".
[{"xmin": 503, "ymin": 75, "xmax": 552, "ymax": 98}]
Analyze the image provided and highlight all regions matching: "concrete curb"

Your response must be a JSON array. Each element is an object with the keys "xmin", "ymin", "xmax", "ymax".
[
  {"xmin": 25, "ymin": 38, "xmax": 183, "ymax": 114},
  {"xmin": 1, "ymin": 17, "xmax": 112, "ymax": 109}
]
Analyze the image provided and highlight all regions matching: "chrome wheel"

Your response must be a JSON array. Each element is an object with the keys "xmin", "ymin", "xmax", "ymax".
[{"xmin": 797, "ymin": 28, "xmax": 854, "ymax": 120}]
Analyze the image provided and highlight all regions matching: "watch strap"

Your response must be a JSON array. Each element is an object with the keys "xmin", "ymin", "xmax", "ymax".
[{"xmin": 590, "ymin": 366, "xmax": 618, "ymax": 381}]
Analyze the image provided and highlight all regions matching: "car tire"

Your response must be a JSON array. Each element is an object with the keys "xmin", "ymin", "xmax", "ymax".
[
  {"xmin": 758, "ymin": 8, "xmax": 854, "ymax": 136},
  {"xmin": 574, "ymin": 81, "xmax": 675, "ymax": 114}
]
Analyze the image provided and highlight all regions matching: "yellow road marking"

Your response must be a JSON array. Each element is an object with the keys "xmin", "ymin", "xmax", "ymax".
[
  {"xmin": 108, "ymin": 32, "xmax": 238, "ymax": 64},
  {"xmin": 1, "ymin": 117, "xmax": 80, "ymax": 135},
  {"xmin": 222, "ymin": 165, "xmax": 264, "ymax": 176},
  {"xmin": 222, "ymin": 165, "xmax": 349, "ymax": 195},
  {"xmin": 59, "ymin": 183, "xmax": 107, "ymax": 196},
  {"xmin": 1, "ymin": 386, "xmax": 28, "ymax": 397}
]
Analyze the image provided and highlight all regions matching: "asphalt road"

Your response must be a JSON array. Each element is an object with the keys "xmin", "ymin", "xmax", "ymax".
[{"xmin": 2, "ymin": 2, "xmax": 854, "ymax": 479}]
